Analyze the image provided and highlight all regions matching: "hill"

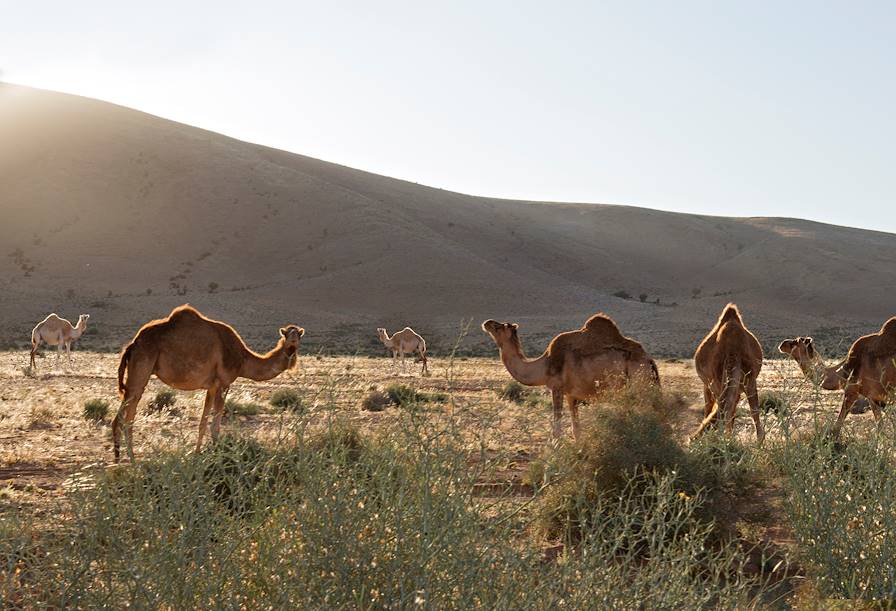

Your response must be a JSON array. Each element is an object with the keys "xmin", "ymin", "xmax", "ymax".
[{"xmin": 2, "ymin": 83, "xmax": 894, "ymax": 356}]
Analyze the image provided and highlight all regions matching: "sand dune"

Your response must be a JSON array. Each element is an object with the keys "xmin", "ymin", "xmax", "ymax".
[{"xmin": 1, "ymin": 83, "xmax": 894, "ymax": 356}]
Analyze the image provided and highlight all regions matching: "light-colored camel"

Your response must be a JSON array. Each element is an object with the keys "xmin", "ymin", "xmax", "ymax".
[
  {"xmin": 779, "ymin": 317, "xmax": 896, "ymax": 437},
  {"xmin": 113, "ymin": 305, "xmax": 304, "ymax": 462},
  {"xmin": 377, "ymin": 327, "xmax": 428, "ymax": 374},
  {"xmin": 30, "ymin": 313, "xmax": 90, "ymax": 368},
  {"xmin": 482, "ymin": 313, "xmax": 659, "ymax": 440},
  {"xmin": 777, "ymin": 336, "xmax": 873, "ymax": 414},
  {"xmin": 693, "ymin": 304, "xmax": 764, "ymax": 443}
]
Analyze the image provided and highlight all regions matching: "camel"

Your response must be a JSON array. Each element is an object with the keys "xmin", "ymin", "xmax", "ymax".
[
  {"xmin": 693, "ymin": 304, "xmax": 764, "ymax": 443},
  {"xmin": 779, "ymin": 317, "xmax": 896, "ymax": 437},
  {"xmin": 113, "ymin": 305, "xmax": 304, "ymax": 462},
  {"xmin": 481, "ymin": 313, "xmax": 659, "ymax": 440},
  {"xmin": 30, "ymin": 313, "xmax": 90, "ymax": 368},
  {"xmin": 777, "ymin": 336, "xmax": 873, "ymax": 414},
  {"xmin": 376, "ymin": 327, "xmax": 428, "ymax": 374}
]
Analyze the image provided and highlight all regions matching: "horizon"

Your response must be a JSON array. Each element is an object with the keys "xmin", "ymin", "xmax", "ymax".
[{"xmin": 2, "ymin": 2, "xmax": 894, "ymax": 233}]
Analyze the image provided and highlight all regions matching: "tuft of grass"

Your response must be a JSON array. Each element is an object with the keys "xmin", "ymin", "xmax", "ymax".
[
  {"xmin": 760, "ymin": 391, "xmax": 789, "ymax": 415},
  {"xmin": 498, "ymin": 381, "xmax": 527, "ymax": 404},
  {"xmin": 361, "ymin": 389, "xmax": 393, "ymax": 412},
  {"xmin": 225, "ymin": 396, "xmax": 264, "ymax": 417},
  {"xmin": 28, "ymin": 405, "xmax": 56, "ymax": 429},
  {"xmin": 82, "ymin": 399, "xmax": 110, "ymax": 423},
  {"xmin": 146, "ymin": 389, "xmax": 177, "ymax": 414},
  {"xmin": 269, "ymin": 388, "xmax": 306, "ymax": 413}
]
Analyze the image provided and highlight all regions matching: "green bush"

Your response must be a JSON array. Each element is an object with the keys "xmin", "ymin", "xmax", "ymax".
[
  {"xmin": 498, "ymin": 380, "xmax": 527, "ymax": 403},
  {"xmin": 0, "ymin": 418, "xmax": 763, "ymax": 608},
  {"xmin": 146, "ymin": 389, "xmax": 177, "ymax": 414},
  {"xmin": 82, "ymin": 398, "xmax": 109, "ymax": 423},
  {"xmin": 361, "ymin": 389, "xmax": 393, "ymax": 411},
  {"xmin": 778, "ymin": 428, "xmax": 896, "ymax": 600},
  {"xmin": 384, "ymin": 383, "xmax": 426, "ymax": 408},
  {"xmin": 224, "ymin": 397, "xmax": 264, "ymax": 417},
  {"xmin": 269, "ymin": 388, "xmax": 306, "ymax": 413},
  {"xmin": 759, "ymin": 391, "xmax": 788, "ymax": 415}
]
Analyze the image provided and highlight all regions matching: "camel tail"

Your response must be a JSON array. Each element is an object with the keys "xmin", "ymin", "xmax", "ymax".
[
  {"xmin": 649, "ymin": 360, "xmax": 660, "ymax": 386},
  {"xmin": 117, "ymin": 341, "xmax": 135, "ymax": 398},
  {"xmin": 694, "ymin": 357, "xmax": 742, "ymax": 438}
]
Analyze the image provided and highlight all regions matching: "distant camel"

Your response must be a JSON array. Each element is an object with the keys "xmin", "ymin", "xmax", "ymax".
[
  {"xmin": 113, "ymin": 305, "xmax": 304, "ymax": 462},
  {"xmin": 693, "ymin": 304, "xmax": 764, "ymax": 443},
  {"xmin": 780, "ymin": 317, "xmax": 896, "ymax": 437},
  {"xmin": 30, "ymin": 313, "xmax": 90, "ymax": 368},
  {"xmin": 482, "ymin": 313, "xmax": 659, "ymax": 440},
  {"xmin": 377, "ymin": 327, "xmax": 428, "ymax": 374},
  {"xmin": 777, "ymin": 336, "xmax": 873, "ymax": 414}
]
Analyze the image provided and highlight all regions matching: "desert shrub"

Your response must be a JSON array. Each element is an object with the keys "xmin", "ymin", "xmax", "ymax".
[
  {"xmin": 613, "ymin": 290, "xmax": 632, "ymax": 299},
  {"xmin": 28, "ymin": 405, "xmax": 56, "ymax": 429},
  {"xmin": 760, "ymin": 391, "xmax": 789, "ymax": 415},
  {"xmin": 224, "ymin": 396, "xmax": 264, "ymax": 416},
  {"xmin": 146, "ymin": 389, "xmax": 177, "ymax": 414},
  {"xmin": 269, "ymin": 388, "xmax": 306, "ymax": 413},
  {"xmin": 778, "ymin": 428, "xmax": 896, "ymax": 601},
  {"xmin": 384, "ymin": 383, "xmax": 424, "ymax": 408},
  {"xmin": 688, "ymin": 430, "xmax": 756, "ymax": 496},
  {"xmin": 361, "ymin": 389, "xmax": 392, "ymax": 412},
  {"xmin": 82, "ymin": 399, "xmax": 109, "ymax": 423},
  {"xmin": 0, "ymin": 413, "xmax": 763, "ymax": 608},
  {"xmin": 498, "ymin": 380, "xmax": 527, "ymax": 403},
  {"xmin": 536, "ymin": 383, "xmax": 705, "ymax": 542}
]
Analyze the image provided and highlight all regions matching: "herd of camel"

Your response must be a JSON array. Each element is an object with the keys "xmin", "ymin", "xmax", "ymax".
[{"xmin": 27, "ymin": 303, "xmax": 896, "ymax": 462}]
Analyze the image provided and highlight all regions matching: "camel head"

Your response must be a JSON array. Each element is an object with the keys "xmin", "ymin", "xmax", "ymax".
[
  {"xmin": 77, "ymin": 314, "xmax": 90, "ymax": 328},
  {"xmin": 279, "ymin": 325, "xmax": 305, "ymax": 369},
  {"xmin": 778, "ymin": 336, "xmax": 815, "ymax": 362},
  {"xmin": 376, "ymin": 327, "xmax": 389, "ymax": 343},
  {"xmin": 481, "ymin": 319, "xmax": 519, "ymax": 346}
]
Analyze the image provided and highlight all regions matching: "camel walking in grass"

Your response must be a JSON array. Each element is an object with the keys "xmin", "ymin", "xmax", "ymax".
[
  {"xmin": 30, "ymin": 313, "xmax": 90, "ymax": 368},
  {"xmin": 777, "ymin": 336, "xmax": 874, "ymax": 415},
  {"xmin": 113, "ymin": 305, "xmax": 304, "ymax": 462},
  {"xmin": 779, "ymin": 317, "xmax": 896, "ymax": 437},
  {"xmin": 692, "ymin": 304, "xmax": 764, "ymax": 443},
  {"xmin": 377, "ymin": 327, "xmax": 428, "ymax": 375},
  {"xmin": 482, "ymin": 313, "xmax": 659, "ymax": 441}
]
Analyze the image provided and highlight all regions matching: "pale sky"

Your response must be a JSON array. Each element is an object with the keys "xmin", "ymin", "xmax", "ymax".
[{"xmin": 2, "ymin": 1, "xmax": 894, "ymax": 233}]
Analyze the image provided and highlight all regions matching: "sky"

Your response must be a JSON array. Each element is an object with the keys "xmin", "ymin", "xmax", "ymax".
[{"xmin": 2, "ymin": 1, "xmax": 894, "ymax": 233}]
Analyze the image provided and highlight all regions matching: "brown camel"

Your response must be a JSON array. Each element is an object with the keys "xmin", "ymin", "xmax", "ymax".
[
  {"xmin": 30, "ymin": 313, "xmax": 90, "ymax": 368},
  {"xmin": 693, "ymin": 304, "xmax": 764, "ymax": 443},
  {"xmin": 777, "ymin": 336, "xmax": 874, "ymax": 414},
  {"xmin": 780, "ymin": 317, "xmax": 896, "ymax": 437},
  {"xmin": 376, "ymin": 327, "xmax": 428, "ymax": 374},
  {"xmin": 482, "ymin": 313, "xmax": 659, "ymax": 440},
  {"xmin": 113, "ymin": 305, "xmax": 304, "ymax": 462}
]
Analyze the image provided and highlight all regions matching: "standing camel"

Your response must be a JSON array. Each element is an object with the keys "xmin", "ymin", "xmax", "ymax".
[
  {"xmin": 777, "ymin": 337, "xmax": 873, "ymax": 414},
  {"xmin": 30, "ymin": 313, "xmax": 90, "ymax": 368},
  {"xmin": 779, "ymin": 317, "xmax": 896, "ymax": 437},
  {"xmin": 481, "ymin": 313, "xmax": 659, "ymax": 441},
  {"xmin": 692, "ymin": 304, "xmax": 764, "ymax": 443},
  {"xmin": 113, "ymin": 305, "xmax": 304, "ymax": 462},
  {"xmin": 377, "ymin": 327, "xmax": 428, "ymax": 375}
]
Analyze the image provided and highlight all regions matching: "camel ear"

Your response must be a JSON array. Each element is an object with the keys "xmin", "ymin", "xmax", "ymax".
[
  {"xmin": 297, "ymin": 327, "xmax": 305, "ymax": 338},
  {"xmin": 804, "ymin": 337, "xmax": 813, "ymax": 345},
  {"xmin": 777, "ymin": 341, "xmax": 791, "ymax": 354},
  {"xmin": 510, "ymin": 323, "xmax": 519, "ymax": 330},
  {"xmin": 279, "ymin": 327, "xmax": 288, "ymax": 337}
]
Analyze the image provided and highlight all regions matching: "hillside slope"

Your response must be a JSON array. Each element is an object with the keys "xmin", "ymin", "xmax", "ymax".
[{"xmin": 2, "ymin": 83, "xmax": 894, "ymax": 355}]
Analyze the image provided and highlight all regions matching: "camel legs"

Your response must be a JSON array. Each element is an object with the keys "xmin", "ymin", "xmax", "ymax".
[
  {"xmin": 29, "ymin": 338, "xmax": 39, "ymax": 368},
  {"xmin": 550, "ymin": 389, "xmax": 564, "ymax": 440},
  {"xmin": 195, "ymin": 385, "xmax": 222, "ymax": 453},
  {"xmin": 209, "ymin": 386, "xmax": 229, "ymax": 445},
  {"xmin": 702, "ymin": 386, "xmax": 716, "ymax": 426},
  {"xmin": 567, "ymin": 396, "xmax": 581, "ymax": 441},
  {"xmin": 418, "ymin": 349, "xmax": 428, "ymax": 375},
  {"xmin": 112, "ymin": 384, "xmax": 146, "ymax": 463},
  {"xmin": 870, "ymin": 399, "xmax": 885, "ymax": 429},
  {"xmin": 745, "ymin": 377, "xmax": 765, "ymax": 444},
  {"xmin": 832, "ymin": 385, "xmax": 861, "ymax": 438}
]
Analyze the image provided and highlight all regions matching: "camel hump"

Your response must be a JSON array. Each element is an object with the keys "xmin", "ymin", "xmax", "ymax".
[
  {"xmin": 879, "ymin": 316, "xmax": 896, "ymax": 338},
  {"xmin": 168, "ymin": 304, "xmax": 203, "ymax": 321},
  {"xmin": 582, "ymin": 313, "xmax": 626, "ymax": 340},
  {"xmin": 718, "ymin": 303, "xmax": 742, "ymax": 325}
]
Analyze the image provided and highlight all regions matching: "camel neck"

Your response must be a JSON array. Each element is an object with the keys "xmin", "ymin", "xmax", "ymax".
[
  {"xmin": 239, "ymin": 345, "xmax": 290, "ymax": 381},
  {"xmin": 798, "ymin": 352, "xmax": 845, "ymax": 391},
  {"xmin": 498, "ymin": 335, "xmax": 548, "ymax": 386}
]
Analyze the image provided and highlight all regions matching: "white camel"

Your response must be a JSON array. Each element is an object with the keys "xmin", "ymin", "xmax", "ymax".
[
  {"xmin": 377, "ymin": 327, "xmax": 428, "ymax": 374},
  {"xmin": 30, "ymin": 313, "xmax": 90, "ymax": 368}
]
